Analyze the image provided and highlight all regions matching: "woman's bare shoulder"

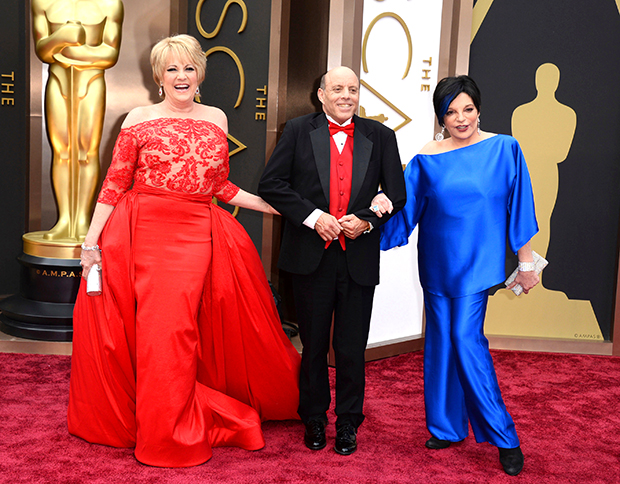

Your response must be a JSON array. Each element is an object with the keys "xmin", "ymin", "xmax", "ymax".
[
  {"xmin": 418, "ymin": 139, "xmax": 445, "ymax": 155},
  {"xmin": 194, "ymin": 104, "xmax": 228, "ymax": 134},
  {"xmin": 120, "ymin": 105, "xmax": 159, "ymax": 129}
]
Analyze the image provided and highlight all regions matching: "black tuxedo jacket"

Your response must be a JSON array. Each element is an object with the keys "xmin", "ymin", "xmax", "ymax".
[{"xmin": 258, "ymin": 112, "xmax": 406, "ymax": 287}]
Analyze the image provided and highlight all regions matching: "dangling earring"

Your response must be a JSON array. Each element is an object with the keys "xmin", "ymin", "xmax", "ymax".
[
  {"xmin": 194, "ymin": 86, "xmax": 201, "ymax": 103},
  {"xmin": 158, "ymin": 84, "xmax": 163, "ymax": 97},
  {"xmin": 435, "ymin": 125, "xmax": 445, "ymax": 142},
  {"xmin": 477, "ymin": 117, "xmax": 481, "ymax": 136}
]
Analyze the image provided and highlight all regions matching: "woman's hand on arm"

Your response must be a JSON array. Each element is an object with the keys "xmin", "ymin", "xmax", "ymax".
[
  {"xmin": 226, "ymin": 188, "xmax": 280, "ymax": 215},
  {"xmin": 80, "ymin": 203, "xmax": 114, "ymax": 279},
  {"xmin": 369, "ymin": 193, "xmax": 393, "ymax": 218},
  {"xmin": 507, "ymin": 241, "xmax": 540, "ymax": 295}
]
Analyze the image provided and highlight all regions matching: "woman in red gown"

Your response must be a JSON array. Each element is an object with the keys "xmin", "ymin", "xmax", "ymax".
[{"xmin": 68, "ymin": 34, "xmax": 300, "ymax": 467}]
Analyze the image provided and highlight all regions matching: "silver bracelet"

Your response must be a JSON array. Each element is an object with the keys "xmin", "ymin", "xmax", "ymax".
[
  {"xmin": 81, "ymin": 243, "xmax": 101, "ymax": 252},
  {"xmin": 518, "ymin": 261, "xmax": 535, "ymax": 272}
]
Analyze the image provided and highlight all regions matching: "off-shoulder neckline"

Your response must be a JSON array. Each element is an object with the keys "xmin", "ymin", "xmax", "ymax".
[
  {"xmin": 121, "ymin": 117, "xmax": 227, "ymax": 137},
  {"xmin": 418, "ymin": 134, "xmax": 502, "ymax": 157}
]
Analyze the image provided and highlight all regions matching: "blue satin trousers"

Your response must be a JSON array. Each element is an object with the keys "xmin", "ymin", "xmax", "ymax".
[{"xmin": 423, "ymin": 289, "xmax": 519, "ymax": 448}]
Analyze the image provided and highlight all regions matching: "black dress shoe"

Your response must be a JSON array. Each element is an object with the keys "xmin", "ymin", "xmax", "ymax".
[
  {"xmin": 304, "ymin": 419, "xmax": 327, "ymax": 450},
  {"xmin": 425, "ymin": 436, "xmax": 452, "ymax": 449},
  {"xmin": 334, "ymin": 423, "xmax": 357, "ymax": 455},
  {"xmin": 499, "ymin": 446, "xmax": 524, "ymax": 476}
]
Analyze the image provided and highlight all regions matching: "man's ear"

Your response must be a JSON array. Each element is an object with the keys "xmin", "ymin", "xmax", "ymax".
[{"xmin": 317, "ymin": 88, "xmax": 325, "ymax": 105}]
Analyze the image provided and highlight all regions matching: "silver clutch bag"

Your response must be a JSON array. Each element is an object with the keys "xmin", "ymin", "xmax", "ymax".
[
  {"xmin": 504, "ymin": 250, "xmax": 548, "ymax": 296},
  {"xmin": 86, "ymin": 264, "xmax": 102, "ymax": 296}
]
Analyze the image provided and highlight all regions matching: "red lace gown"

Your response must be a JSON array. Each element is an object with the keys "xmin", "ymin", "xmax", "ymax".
[{"xmin": 67, "ymin": 118, "xmax": 301, "ymax": 467}]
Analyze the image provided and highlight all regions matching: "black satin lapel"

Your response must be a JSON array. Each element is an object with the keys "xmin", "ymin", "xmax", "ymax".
[
  {"xmin": 349, "ymin": 129, "xmax": 373, "ymax": 210},
  {"xmin": 310, "ymin": 123, "xmax": 331, "ymax": 203}
]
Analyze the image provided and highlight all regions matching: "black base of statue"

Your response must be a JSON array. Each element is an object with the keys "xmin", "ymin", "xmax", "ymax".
[{"xmin": 0, "ymin": 253, "xmax": 81, "ymax": 341}]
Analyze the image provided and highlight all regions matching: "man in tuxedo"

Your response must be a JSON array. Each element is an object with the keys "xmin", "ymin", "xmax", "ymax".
[{"xmin": 258, "ymin": 66, "xmax": 406, "ymax": 455}]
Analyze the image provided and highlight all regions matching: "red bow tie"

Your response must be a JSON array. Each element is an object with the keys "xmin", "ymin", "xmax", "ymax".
[{"xmin": 329, "ymin": 122, "xmax": 355, "ymax": 137}]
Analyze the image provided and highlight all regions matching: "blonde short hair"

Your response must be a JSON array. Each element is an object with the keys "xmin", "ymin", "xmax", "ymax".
[{"xmin": 150, "ymin": 34, "xmax": 206, "ymax": 87}]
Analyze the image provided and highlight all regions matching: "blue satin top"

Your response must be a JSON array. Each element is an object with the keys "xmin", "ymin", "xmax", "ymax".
[{"xmin": 380, "ymin": 135, "xmax": 538, "ymax": 298}]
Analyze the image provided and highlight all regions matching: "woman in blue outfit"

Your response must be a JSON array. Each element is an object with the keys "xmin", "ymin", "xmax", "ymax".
[{"xmin": 379, "ymin": 76, "xmax": 539, "ymax": 476}]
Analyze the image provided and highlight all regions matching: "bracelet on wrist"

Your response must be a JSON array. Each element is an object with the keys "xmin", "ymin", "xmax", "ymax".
[
  {"xmin": 518, "ymin": 260, "xmax": 535, "ymax": 272},
  {"xmin": 81, "ymin": 243, "xmax": 101, "ymax": 252}
]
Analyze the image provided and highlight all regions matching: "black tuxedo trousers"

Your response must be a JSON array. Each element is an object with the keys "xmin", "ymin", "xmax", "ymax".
[{"xmin": 292, "ymin": 242, "xmax": 375, "ymax": 427}]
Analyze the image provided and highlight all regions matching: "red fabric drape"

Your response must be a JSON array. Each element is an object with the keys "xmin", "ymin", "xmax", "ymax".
[{"xmin": 68, "ymin": 186, "xmax": 300, "ymax": 467}]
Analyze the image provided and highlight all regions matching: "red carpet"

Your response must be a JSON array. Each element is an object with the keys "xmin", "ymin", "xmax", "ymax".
[{"xmin": 1, "ymin": 350, "xmax": 619, "ymax": 483}]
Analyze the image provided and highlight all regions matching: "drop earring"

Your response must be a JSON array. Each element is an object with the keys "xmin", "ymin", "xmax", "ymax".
[
  {"xmin": 194, "ymin": 86, "xmax": 201, "ymax": 103},
  {"xmin": 478, "ymin": 117, "xmax": 481, "ymax": 136},
  {"xmin": 435, "ymin": 125, "xmax": 445, "ymax": 142},
  {"xmin": 159, "ymin": 85, "xmax": 163, "ymax": 97}
]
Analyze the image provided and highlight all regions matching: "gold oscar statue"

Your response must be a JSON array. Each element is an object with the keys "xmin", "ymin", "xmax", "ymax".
[
  {"xmin": 25, "ymin": 0, "xmax": 124, "ymax": 258},
  {"xmin": 485, "ymin": 63, "xmax": 603, "ymax": 341}
]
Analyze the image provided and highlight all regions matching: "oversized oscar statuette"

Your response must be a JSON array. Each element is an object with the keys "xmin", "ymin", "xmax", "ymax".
[
  {"xmin": 485, "ymin": 63, "xmax": 602, "ymax": 341},
  {"xmin": 0, "ymin": 0, "xmax": 123, "ymax": 341}
]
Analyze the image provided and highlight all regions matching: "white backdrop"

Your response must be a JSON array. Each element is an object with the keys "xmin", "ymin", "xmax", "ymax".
[{"xmin": 360, "ymin": 0, "xmax": 444, "ymax": 346}]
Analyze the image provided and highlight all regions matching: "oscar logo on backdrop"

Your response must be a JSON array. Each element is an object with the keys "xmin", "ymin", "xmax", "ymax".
[
  {"xmin": 0, "ymin": 0, "xmax": 123, "ymax": 341},
  {"xmin": 485, "ymin": 63, "xmax": 603, "ymax": 340}
]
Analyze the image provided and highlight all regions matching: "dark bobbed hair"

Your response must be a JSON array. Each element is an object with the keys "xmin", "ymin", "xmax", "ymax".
[{"xmin": 433, "ymin": 75, "xmax": 481, "ymax": 126}]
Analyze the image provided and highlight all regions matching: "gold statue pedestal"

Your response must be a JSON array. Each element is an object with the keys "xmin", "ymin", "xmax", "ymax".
[{"xmin": 0, "ymin": 232, "xmax": 82, "ymax": 341}]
